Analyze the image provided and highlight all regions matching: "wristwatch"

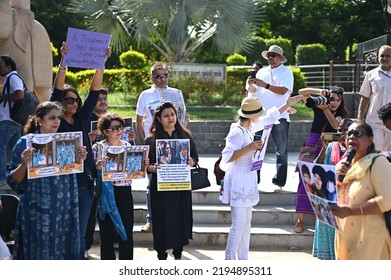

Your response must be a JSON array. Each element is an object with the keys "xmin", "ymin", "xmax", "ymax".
[{"xmin": 265, "ymin": 83, "xmax": 270, "ymax": 89}]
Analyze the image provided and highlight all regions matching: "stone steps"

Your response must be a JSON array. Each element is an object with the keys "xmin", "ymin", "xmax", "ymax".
[
  {"xmin": 94, "ymin": 189, "xmax": 315, "ymax": 250},
  {"xmin": 93, "ymin": 153, "xmax": 316, "ymax": 250}
]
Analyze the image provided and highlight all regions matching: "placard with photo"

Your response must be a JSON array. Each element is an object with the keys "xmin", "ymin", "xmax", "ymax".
[
  {"xmin": 156, "ymin": 139, "xmax": 191, "ymax": 191},
  {"xmin": 297, "ymin": 161, "xmax": 341, "ymax": 231},
  {"xmin": 26, "ymin": 131, "xmax": 84, "ymax": 179},
  {"xmin": 101, "ymin": 145, "xmax": 149, "ymax": 181}
]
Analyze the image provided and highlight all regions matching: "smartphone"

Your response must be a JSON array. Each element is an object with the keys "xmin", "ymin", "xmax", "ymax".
[
  {"xmin": 250, "ymin": 70, "xmax": 257, "ymax": 78},
  {"xmin": 323, "ymin": 132, "xmax": 341, "ymax": 141},
  {"xmin": 253, "ymin": 134, "xmax": 262, "ymax": 141}
]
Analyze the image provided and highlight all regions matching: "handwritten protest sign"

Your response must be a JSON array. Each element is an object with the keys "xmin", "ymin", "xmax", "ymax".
[{"xmin": 64, "ymin": 27, "xmax": 111, "ymax": 69}]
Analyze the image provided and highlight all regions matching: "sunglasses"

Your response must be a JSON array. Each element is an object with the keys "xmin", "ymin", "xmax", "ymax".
[
  {"xmin": 330, "ymin": 86, "xmax": 344, "ymax": 94},
  {"xmin": 48, "ymin": 116, "xmax": 62, "ymax": 121},
  {"xmin": 267, "ymin": 53, "xmax": 278, "ymax": 58},
  {"xmin": 346, "ymin": 130, "xmax": 367, "ymax": 138},
  {"xmin": 63, "ymin": 97, "xmax": 81, "ymax": 104},
  {"xmin": 106, "ymin": 124, "xmax": 124, "ymax": 133},
  {"xmin": 153, "ymin": 73, "xmax": 169, "ymax": 79}
]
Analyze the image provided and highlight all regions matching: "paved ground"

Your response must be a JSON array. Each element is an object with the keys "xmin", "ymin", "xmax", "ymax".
[{"xmin": 87, "ymin": 244, "xmax": 316, "ymax": 260}]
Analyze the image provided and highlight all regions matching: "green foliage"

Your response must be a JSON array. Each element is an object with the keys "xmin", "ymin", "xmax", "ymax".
[
  {"xmin": 226, "ymin": 54, "xmax": 247, "ymax": 66},
  {"xmin": 264, "ymin": 37, "xmax": 294, "ymax": 65},
  {"xmin": 346, "ymin": 43, "xmax": 358, "ymax": 60},
  {"xmin": 119, "ymin": 50, "xmax": 147, "ymax": 69},
  {"xmin": 51, "ymin": 42, "xmax": 59, "ymax": 66},
  {"xmin": 295, "ymin": 44, "xmax": 328, "ymax": 65},
  {"xmin": 290, "ymin": 67, "xmax": 307, "ymax": 95},
  {"xmin": 66, "ymin": 0, "xmax": 260, "ymax": 62},
  {"xmin": 245, "ymin": 37, "xmax": 268, "ymax": 64},
  {"xmin": 51, "ymin": 42, "xmax": 58, "ymax": 58}
]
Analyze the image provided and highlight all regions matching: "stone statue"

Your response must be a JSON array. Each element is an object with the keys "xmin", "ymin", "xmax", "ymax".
[
  {"xmin": 382, "ymin": 0, "xmax": 391, "ymax": 33},
  {"xmin": 0, "ymin": 0, "xmax": 52, "ymax": 102}
]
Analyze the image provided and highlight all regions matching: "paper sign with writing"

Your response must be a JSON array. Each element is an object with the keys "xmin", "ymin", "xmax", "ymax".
[{"xmin": 64, "ymin": 27, "xmax": 111, "ymax": 69}]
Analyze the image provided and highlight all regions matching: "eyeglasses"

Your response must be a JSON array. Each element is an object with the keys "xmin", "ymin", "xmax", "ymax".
[
  {"xmin": 153, "ymin": 73, "xmax": 169, "ymax": 79},
  {"xmin": 106, "ymin": 124, "xmax": 124, "ymax": 133},
  {"xmin": 63, "ymin": 97, "xmax": 81, "ymax": 104},
  {"xmin": 267, "ymin": 53, "xmax": 278, "ymax": 58},
  {"xmin": 346, "ymin": 130, "xmax": 367, "ymax": 138}
]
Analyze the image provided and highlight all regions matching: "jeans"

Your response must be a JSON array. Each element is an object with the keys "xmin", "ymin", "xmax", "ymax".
[
  {"xmin": 78, "ymin": 183, "xmax": 94, "ymax": 258},
  {"xmin": 0, "ymin": 120, "xmax": 21, "ymax": 181},
  {"xmin": 270, "ymin": 118, "xmax": 289, "ymax": 187}
]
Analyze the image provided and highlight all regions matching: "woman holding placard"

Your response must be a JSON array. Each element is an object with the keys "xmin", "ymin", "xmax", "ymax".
[
  {"xmin": 6, "ymin": 101, "xmax": 87, "ymax": 259},
  {"xmin": 144, "ymin": 101, "xmax": 199, "ymax": 260}
]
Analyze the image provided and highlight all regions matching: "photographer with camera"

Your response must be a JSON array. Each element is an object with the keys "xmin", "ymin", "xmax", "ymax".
[{"xmin": 294, "ymin": 86, "xmax": 349, "ymax": 234}]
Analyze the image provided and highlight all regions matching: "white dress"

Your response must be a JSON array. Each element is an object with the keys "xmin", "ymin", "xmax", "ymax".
[{"xmin": 219, "ymin": 107, "xmax": 281, "ymax": 207}]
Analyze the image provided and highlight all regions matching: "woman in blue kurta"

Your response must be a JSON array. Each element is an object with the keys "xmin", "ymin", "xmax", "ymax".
[{"xmin": 6, "ymin": 101, "xmax": 88, "ymax": 259}]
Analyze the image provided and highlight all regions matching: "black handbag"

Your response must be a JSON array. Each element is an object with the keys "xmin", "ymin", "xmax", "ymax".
[{"xmin": 191, "ymin": 164, "xmax": 211, "ymax": 191}]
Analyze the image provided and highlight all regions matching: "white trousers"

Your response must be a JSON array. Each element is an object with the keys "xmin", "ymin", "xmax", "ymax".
[{"xmin": 225, "ymin": 206, "xmax": 252, "ymax": 260}]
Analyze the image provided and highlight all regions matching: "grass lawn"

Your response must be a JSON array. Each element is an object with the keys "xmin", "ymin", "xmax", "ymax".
[{"xmin": 109, "ymin": 101, "xmax": 313, "ymax": 121}]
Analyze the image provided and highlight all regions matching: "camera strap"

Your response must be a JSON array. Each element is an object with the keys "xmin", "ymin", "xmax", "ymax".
[{"xmin": 380, "ymin": 70, "xmax": 391, "ymax": 79}]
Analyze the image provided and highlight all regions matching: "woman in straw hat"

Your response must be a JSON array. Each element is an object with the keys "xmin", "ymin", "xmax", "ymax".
[{"xmin": 219, "ymin": 94, "xmax": 302, "ymax": 260}]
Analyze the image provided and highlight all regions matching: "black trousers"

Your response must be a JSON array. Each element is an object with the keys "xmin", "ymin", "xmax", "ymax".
[{"xmin": 98, "ymin": 185, "xmax": 134, "ymax": 260}]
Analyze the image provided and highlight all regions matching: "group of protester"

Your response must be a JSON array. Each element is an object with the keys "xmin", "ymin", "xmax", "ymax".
[
  {"xmin": 1, "ymin": 41, "xmax": 391, "ymax": 261},
  {"xmin": 0, "ymin": 41, "xmax": 196, "ymax": 260}
]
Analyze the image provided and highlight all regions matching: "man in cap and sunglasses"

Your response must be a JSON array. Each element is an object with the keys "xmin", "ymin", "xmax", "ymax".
[
  {"xmin": 136, "ymin": 62, "xmax": 187, "ymax": 233},
  {"xmin": 246, "ymin": 45, "xmax": 294, "ymax": 191}
]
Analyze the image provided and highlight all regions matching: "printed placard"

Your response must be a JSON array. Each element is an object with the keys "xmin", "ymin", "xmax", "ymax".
[
  {"xmin": 156, "ymin": 139, "xmax": 191, "ymax": 191},
  {"xmin": 159, "ymin": 89, "xmax": 186, "ymax": 125},
  {"xmin": 251, "ymin": 124, "xmax": 273, "ymax": 171},
  {"xmin": 26, "ymin": 132, "xmax": 84, "ymax": 179},
  {"xmin": 297, "ymin": 161, "xmax": 341, "ymax": 232},
  {"xmin": 101, "ymin": 145, "xmax": 149, "ymax": 181}
]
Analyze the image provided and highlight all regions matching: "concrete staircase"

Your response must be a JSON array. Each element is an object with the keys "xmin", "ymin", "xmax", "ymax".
[
  {"xmin": 132, "ymin": 187, "xmax": 315, "ymax": 250},
  {"xmin": 93, "ymin": 153, "xmax": 316, "ymax": 252}
]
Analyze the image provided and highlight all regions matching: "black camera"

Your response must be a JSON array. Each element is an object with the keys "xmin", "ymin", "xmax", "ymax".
[{"xmin": 305, "ymin": 95, "xmax": 330, "ymax": 108}]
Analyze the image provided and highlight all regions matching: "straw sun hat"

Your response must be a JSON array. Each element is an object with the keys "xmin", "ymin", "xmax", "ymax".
[
  {"xmin": 238, "ymin": 96, "xmax": 266, "ymax": 119},
  {"xmin": 261, "ymin": 45, "xmax": 287, "ymax": 64}
]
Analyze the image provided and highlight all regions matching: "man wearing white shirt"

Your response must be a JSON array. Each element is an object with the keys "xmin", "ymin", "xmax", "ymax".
[
  {"xmin": 0, "ymin": 55, "xmax": 24, "ymax": 193},
  {"xmin": 357, "ymin": 45, "xmax": 391, "ymax": 151},
  {"xmin": 246, "ymin": 45, "xmax": 294, "ymax": 190}
]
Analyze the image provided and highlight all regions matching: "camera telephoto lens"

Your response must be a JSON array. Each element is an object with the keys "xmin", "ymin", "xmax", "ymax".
[{"xmin": 305, "ymin": 95, "xmax": 330, "ymax": 108}]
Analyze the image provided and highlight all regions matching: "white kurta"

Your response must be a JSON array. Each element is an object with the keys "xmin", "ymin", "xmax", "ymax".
[{"xmin": 219, "ymin": 107, "xmax": 281, "ymax": 207}]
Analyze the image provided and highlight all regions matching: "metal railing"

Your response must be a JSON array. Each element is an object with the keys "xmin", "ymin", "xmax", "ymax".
[
  {"xmin": 297, "ymin": 61, "xmax": 378, "ymax": 92},
  {"xmin": 231, "ymin": 61, "xmax": 379, "ymax": 92}
]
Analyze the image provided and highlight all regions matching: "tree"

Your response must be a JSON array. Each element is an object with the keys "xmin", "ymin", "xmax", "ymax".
[
  {"xmin": 258, "ymin": 0, "xmax": 383, "ymax": 61},
  {"xmin": 66, "ymin": 0, "xmax": 260, "ymax": 63},
  {"xmin": 31, "ymin": 0, "xmax": 87, "ymax": 52}
]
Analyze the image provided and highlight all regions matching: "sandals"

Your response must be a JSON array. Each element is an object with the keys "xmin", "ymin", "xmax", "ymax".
[{"xmin": 294, "ymin": 220, "xmax": 304, "ymax": 233}]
